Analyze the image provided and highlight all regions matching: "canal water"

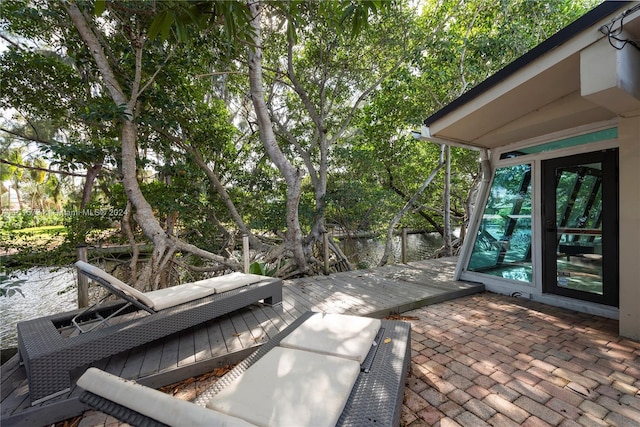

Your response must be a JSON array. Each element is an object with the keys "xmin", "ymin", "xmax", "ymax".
[
  {"xmin": 0, "ymin": 233, "xmax": 442, "ymax": 350},
  {"xmin": 1, "ymin": 267, "xmax": 78, "ymax": 351}
]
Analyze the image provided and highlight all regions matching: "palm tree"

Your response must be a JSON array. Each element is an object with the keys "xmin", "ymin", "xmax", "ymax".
[
  {"xmin": 24, "ymin": 181, "xmax": 47, "ymax": 212},
  {"xmin": 45, "ymin": 174, "xmax": 63, "ymax": 210},
  {"xmin": 6, "ymin": 148, "xmax": 25, "ymax": 210}
]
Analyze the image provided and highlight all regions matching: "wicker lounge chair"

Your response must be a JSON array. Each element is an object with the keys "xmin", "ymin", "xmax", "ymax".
[
  {"xmin": 77, "ymin": 311, "xmax": 411, "ymax": 427},
  {"xmin": 17, "ymin": 262, "xmax": 282, "ymax": 404}
]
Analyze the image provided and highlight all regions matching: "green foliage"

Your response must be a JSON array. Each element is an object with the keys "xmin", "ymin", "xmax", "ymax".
[
  {"xmin": 148, "ymin": 1, "xmax": 254, "ymax": 44},
  {"xmin": 0, "ymin": 228, "xmax": 72, "ymax": 272},
  {"xmin": 326, "ymin": 176, "xmax": 398, "ymax": 233},
  {"xmin": 249, "ymin": 261, "xmax": 278, "ymax": 277},
  {"xmin": 62, "ymin": 199, "xmax": 124, "ymax": 245},
  {"xmin": 0, "ymin": 210, "xmax": 64, "ymax": 231},
  {"xmin": 345, "ymin": 0, "xmax": 597, "ymax": 237},
  {"xmin": 1, "ymin": 0, "xmax": 123, "ymax": 231},
  {"xmin": 414, "ymin": 0, "xmax": 599, "ymax": 106},
  {"xmin": 0, "ymin": 0, "xmax": 601, "ymax": 274},
  {"xmin": 338, "ymin": 0, "xmax": 390, "ymax": 36}
]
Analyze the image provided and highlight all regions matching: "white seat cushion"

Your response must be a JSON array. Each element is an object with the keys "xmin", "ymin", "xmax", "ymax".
[
  {"xmin": 279, "ymin": 313, "xmax": 381, "ymax": 363},
  {"xmin": 206, "ymin": 347, "xmax": 360, "ymax": 427},
  {"xmin": 143, "ymin": 284, "xmax": 217, "ymax": 311},
  {"xmin": 77, "ymin": 368, "xmax": 255, "ymax": 427},
  {"xmin": 192, "ymin": 272, "xmax": 267, "ymax": 293},
  {"xmin": 75, "ymin": 262, "xmax": 265, "ymax": 311}
]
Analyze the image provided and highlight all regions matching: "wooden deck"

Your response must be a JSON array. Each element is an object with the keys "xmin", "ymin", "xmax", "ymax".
[{"xmin": 0, "ymin": 257, "xmax": 483, "ymax": 427}]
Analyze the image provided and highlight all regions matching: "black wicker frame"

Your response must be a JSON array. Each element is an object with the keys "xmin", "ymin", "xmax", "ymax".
[
  {"xmin": 18, "ymin": 276, "xmax": 282, "ymax": 404},
  {"xmin": 79, "ymin": 311, "xmax": 411, "ymax": 427}
]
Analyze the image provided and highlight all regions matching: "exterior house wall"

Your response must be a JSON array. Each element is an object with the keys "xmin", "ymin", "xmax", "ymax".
[
  {"xmin": 618, "ymin": 116, "xmax": 640, "ymax": 340},
  {"xmin": 582, "ymin": 30, "xmax": 640, "ymax": 339},
  {"xmin": 456, "ymin": 125, "xmax": 621, "ymax": 320},
  {"xmin": 423, "ymin": 2, "xmax": 640, "ymax": 338}
]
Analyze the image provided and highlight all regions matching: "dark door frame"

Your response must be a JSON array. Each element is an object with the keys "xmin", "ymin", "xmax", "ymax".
[{"xmin": 541, "ymin": 149, "xmax": 619, "ymax": 306}]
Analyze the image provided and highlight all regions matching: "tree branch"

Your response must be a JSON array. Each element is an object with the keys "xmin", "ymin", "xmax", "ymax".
[
  {"xmin": 194, "ymin": 71, "xmax": 249, "ymax": 78},
  {"xmin": 64, "ymin": 1, "xmax": 128, "ymax": 107},
  {"xmin": 386, "ymin": 166, "xmax": 444, "ymax": 235},
  {"xmin": 286, "ymin": 36, "xmax": 323, "ymax": 132},
  {"xmin": 329, "ymin": 57, "xmax": 404, "ymax": 146},
  {"xmin": 0, "ymin": 158, "xmax": 87, "ymax": 178},
  {"xmin": 379, "ymin": 145, "xmax": 446, "ymax": 266},
  {"xmin": 458, "ymin": 4, "xmax": 482, "ymax": 95},
  {"xmin": 0, "ymin": 126, "xmax": 58, "ymax": 147}
]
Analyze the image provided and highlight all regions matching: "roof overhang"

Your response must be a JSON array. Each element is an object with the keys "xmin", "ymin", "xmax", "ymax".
[{"xmin": 420, "ymin": 1, "xmax": 640, "ymax": 150}]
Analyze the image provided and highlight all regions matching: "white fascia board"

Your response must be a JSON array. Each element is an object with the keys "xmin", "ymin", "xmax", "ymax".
[{"xmin": 418, "ymin": 125, "xmax": 483, "ymax": 151}]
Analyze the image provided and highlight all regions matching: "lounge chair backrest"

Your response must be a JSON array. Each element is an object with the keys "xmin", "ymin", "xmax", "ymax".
[{"xmin": 75, "ymin": 261, "xmax": 155, "ymax": 308}]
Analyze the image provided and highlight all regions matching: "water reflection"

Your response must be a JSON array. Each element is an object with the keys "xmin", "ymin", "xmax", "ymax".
[{"xmin": 1, "ymin": 267, "xmax": 77, "ymax": 349}]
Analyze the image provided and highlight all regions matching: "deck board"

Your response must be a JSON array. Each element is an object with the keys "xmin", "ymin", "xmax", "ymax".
[
  {"xmin": 120, "ymin": 343, "xmax": 146, "ymax": 380},
  {"xmin": 177, "ymin": 330, "xmax": 196, "ymax": 367},
  {"xmin": 205, "ymin": 318, "xmax": 228, "ymax": 356},
  {"xmin": 220, "ymin": 314, "xmax": 244, "ymax": 354},
  {"xmin": 138, "ymin": 339, "xmax": 164, "ymax": 377},
  {"xmin": 0, "ymin": 257, "xmax": 483, "ymax": 427},
  {"xmin": 193, "ymin": 324, "xmax": 214, "ymax": 363}
]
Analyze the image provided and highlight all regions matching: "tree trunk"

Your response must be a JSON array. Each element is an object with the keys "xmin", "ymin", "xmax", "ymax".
[
  {"xmin": 80, "ymin": 163, "xmax": 102, "ymax": 208},
  {"xmin": 65, "ymin": 2, "xmax": 241, "ymax": 288},
  {"xmin": 443, "ymin": 145, "xmax": 452, "ymax": 256},
  {"xmin": 379, "ymin": 145, "xmax": 445, "ymax": 266},
  {"xmin": 187, "ymin": 143, "xmax": 265, "ymax": 250},
  {"xmin": 13, "ymin": 179, "xmax": 22, "ymax": 210},
  {"xmin": 386, "ymin": 167, "xmax": 445, "ymax": 235},
  {"xmin": 120, "ymin": 120, "xmax": 174, "ymax": 287},
  {"xmin": 247, "ymin": 0, "xmax": 307, "ymax": 274},
  {"xmin": 310, "ymin": 133, "xmax": 329, "ymax": 243},
  {"xmin": 149, "ymin": 124, "xmax": 261, "ymax": 249}
]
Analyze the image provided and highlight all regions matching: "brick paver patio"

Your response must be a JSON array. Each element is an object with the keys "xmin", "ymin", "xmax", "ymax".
[
  {"xmin": 401, "ymin": 293, "xmax": 640, "ymax": 427},
  {"xmin": 76, "ymin": 292, "xmax": 640, "ymax": 427}
]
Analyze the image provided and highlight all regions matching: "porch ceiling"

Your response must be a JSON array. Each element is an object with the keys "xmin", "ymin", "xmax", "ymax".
[
  {"xmin": 422, "ymin": 2, "xmax": 640, "ymax": 150},
  {"xmin": 432, "ymin": 56, "xmax": 616, "ymax": 148}
]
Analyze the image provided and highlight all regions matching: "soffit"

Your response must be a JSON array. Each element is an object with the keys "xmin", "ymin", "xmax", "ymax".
[{"xmin": 423, "ymin": 2, "xmax": 638, "ymax": 150}]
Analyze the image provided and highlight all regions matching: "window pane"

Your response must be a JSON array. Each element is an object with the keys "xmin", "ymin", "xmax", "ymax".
[
  {"xmin": 467, "ymin": 164, "xmax": 533, "ymax": 283},
  {"xmin": 499, "ymin": 128, "xmax": 617, "ymax": 159}
]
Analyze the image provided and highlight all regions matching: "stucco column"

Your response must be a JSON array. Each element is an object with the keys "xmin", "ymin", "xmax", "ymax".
[{"xmin": 618, "ymin": 116, "xmax": 640, "ymax": 341}]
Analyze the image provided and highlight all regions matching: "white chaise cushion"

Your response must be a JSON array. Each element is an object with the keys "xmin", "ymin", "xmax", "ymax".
[
  {"xmin": 77, "ymin": 368, "xmax": 255, "ymax": 427},
  {"xmin": 192, "ymin": 272, "xmax": 267, "ymax": 293},
  {"xmin": 75, "ymin": 262, "xmax": 267, "ymax": 311},
  {"xmin": 142, "ymin": 284, "xmax": 217, "ymax": 311},
  {"xmin": 279, "ymin": 312, "xmax": 381, "ymax": 363},
  {"xmin": 75, "ymin": 261, "xmax": 155, "ymax": 308},
  {"xmin": 207, "ymin": 346, "xmax": 360, "ymax": 427}
]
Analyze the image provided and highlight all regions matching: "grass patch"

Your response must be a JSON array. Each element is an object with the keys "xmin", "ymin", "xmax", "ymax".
[
  {"xmin": 10, "ymin": 225, "xmax": 67, "ymax": 235},
  {"xmin": 0, "ymin": 227, "xmax": 69, "ymax": 268}
]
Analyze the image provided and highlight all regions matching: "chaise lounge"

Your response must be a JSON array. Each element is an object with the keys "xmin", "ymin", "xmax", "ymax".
[
  {"xmin": 77, "ymin": 311, "xmax": 411, "ymax": 427},
  {"xmin": 17, "ymin": 262, "xmax": 282, "ymax": 404}
]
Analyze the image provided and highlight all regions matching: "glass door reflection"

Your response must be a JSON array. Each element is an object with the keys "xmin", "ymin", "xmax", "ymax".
[{"xmin": 542, "ymin": 150, "xmax": 618, "ymax": 306}]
